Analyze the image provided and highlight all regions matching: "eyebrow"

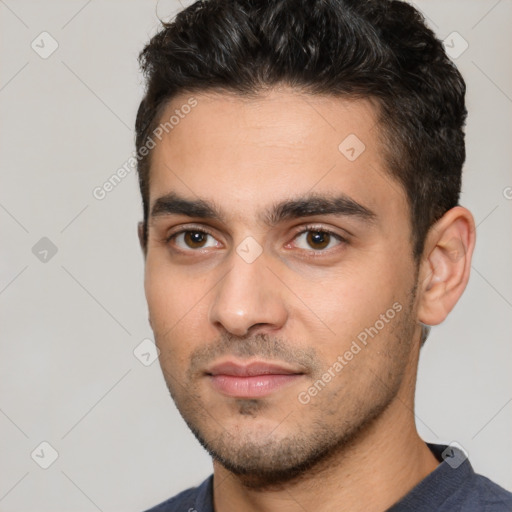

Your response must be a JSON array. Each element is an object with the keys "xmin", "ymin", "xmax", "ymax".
[{"xmin": 150, "ymin": 191, "xmax": 377, "ymax": 226}]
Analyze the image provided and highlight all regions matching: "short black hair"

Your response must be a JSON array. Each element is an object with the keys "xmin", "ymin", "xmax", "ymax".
[{"xmin": 135, "ymin": 0, "xmax": 467, "ymax": 260}]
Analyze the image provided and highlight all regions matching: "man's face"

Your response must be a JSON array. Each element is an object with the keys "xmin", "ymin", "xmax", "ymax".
[{"xmin": 143, "ymin": 88, "xmax": 421, "ymax": 485}]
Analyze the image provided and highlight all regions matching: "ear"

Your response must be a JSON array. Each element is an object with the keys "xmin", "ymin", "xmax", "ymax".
[
  {"xmin": 417, "ymin": 206, "xmax": 476, "ymax": 326},
  {"xmin": 138, "ymin": 221, "xmax": 147, "ymax": 257}
]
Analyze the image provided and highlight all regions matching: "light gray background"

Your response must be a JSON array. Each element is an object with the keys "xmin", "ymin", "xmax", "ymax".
[{"xmin": 0, "ymin": 1, "xmax": 511, "ymax": 511}]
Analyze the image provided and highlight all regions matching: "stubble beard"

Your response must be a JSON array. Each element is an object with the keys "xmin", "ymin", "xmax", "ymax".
[{"xmin": 160, "ymin": 286, "xmax": 419, "ymax": 490}]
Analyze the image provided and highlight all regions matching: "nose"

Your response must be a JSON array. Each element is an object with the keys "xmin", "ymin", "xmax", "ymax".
[{"xmin": 208, "ymin": 246, "xmax": 288, "ymax": 337}]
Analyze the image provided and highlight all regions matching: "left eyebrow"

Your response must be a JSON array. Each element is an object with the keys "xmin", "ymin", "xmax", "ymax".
[
  {"xmin": 150, "ymin": 191, "xmax": 377, "ymax": 226},
  {"xmin": 263, "ymin": 193, "xmax": 377, "ymax": 227}
]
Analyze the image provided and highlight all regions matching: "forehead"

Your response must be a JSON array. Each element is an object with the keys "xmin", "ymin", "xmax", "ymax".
[{"xmin": 148, "ymin": 88, "xmax": 408, "ymax": 226}]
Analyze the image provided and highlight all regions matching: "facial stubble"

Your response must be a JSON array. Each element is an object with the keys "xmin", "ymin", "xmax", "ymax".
[{"xmin": 158, "ymin": 285, "xmax": 419, "ymax": 490}]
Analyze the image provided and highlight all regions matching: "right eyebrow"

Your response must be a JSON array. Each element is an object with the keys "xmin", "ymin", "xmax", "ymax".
[{"xmin": 150, "ymin": 192, "xmax": 224, "ymax": 221}]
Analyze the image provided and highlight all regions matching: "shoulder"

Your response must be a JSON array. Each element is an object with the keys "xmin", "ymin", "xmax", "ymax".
[
  {"xmin": 142, "ymin": 476, "xmax": 213, "ymax": 512},
  {"xmin": 389, "ymin": 444, "xmax": 512, "ymax": 512},
  {"xmin": 457, "ymin": 472, "xmax": 512, "ymax": 511},
  {"xmin": 426, "ymin": 443, "xmax": 512, "ymax": 511}
]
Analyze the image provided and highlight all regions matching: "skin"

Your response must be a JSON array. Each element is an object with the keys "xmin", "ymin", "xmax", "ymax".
[{"xmin": 139, "ymin": 86, "xmax": 476, "ymax": 512}]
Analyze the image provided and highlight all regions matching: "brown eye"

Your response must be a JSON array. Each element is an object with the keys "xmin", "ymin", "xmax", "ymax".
[
  {"xmin": 184, "ymin": 231, "xmax": 208, "ymax": 248},
  {"xmin": 168, "ymin": 229, "xmax": 220, "ymax": 251},
  {"xmin": 293, "ymin": 229, "xmax": 344, "ymax": 252},
  {"xmin": 306, "ymin": 231, "xmax": 331, "ymax": 250}
]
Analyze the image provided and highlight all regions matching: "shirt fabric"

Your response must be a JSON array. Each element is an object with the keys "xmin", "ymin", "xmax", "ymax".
[{"xmin": 143, "ymin": 443, "xmax": 512, "ymax": 511}]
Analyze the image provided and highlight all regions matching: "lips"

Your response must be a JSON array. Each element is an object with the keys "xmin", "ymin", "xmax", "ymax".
[
  {"xmin": 206, "ymin": 360, "xmax": 305, "ymax": 398},
  {"xmin": 207, "ymin": 361, "xmax": 302, "ymax": 377}
]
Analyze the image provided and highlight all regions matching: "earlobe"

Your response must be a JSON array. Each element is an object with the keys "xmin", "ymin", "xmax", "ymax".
[{"xmin": 417, "ymin": 206, "xmax": 476, "ymax": 326}]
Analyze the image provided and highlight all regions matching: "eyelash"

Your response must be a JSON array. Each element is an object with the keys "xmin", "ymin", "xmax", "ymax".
[{"xmin": 164, "ymin": 224, "xmax": 348, "ymax": 254}]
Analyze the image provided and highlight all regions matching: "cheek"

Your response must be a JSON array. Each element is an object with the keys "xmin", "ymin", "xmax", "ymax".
[
  {"xmin": 144, "ymin": 254, "xmax": 211, "ymax": 362},
  {"xmin": 297, "ymin": 255, "xmax": 410, "ymax": 351},
  {"xmin": 144, "ymin": 255, "xmax": 196, "ymax": 334}
]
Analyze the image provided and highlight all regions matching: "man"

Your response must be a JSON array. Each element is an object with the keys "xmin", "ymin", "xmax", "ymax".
[{"xmin": 135, "ymin": 0, "xmax": 512, "ymax": 510}]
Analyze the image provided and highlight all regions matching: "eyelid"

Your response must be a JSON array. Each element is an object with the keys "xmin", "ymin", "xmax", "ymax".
[
  {"xmin": 289, "ymin": 223, "xmax": 350, "ymax": 243},
  {"xmin": 164, "ymin": 223, "xmax": 217, "ymax": 243}
]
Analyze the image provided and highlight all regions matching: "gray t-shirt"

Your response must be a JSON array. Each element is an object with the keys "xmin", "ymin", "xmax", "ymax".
[{"xmin": 144, "ymin": 443, "xmax": 512, "ymax": 511}]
